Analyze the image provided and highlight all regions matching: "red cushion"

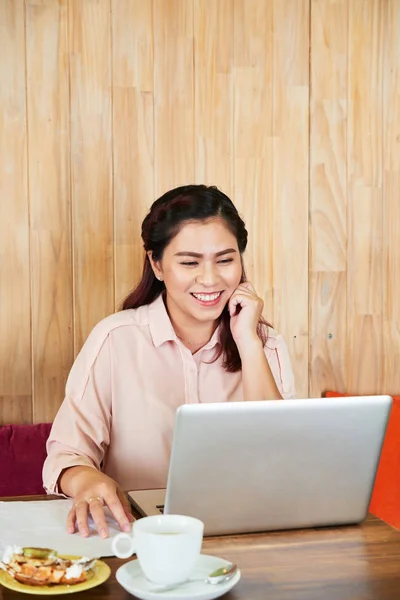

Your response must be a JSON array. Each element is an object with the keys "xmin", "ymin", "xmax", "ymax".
[
  {"xmin": 325, "ymin": 391, "xmax": 400, "ymax": 529},
  {"xmin": 0, "ymin": 423, "xmax": 52, "ymax": 497}
]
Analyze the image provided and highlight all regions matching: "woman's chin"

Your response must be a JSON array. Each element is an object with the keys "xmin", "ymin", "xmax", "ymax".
[{"xmin": 189, "ymin": 306, "xmax": 226, "ymax": 323}]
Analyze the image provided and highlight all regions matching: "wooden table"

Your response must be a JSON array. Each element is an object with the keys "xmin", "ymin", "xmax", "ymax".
[{"xmin": 1, "ymin": 496, "xmax": 400, "ymax": 599}]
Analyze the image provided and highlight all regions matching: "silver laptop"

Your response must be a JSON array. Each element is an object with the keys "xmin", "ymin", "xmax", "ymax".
[{"xmin": 128, "ymin": 396, "xmax": 392, "ymax": 536}]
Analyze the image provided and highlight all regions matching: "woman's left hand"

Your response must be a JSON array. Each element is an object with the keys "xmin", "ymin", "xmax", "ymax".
[{"xmin": 228, "ymin": 282, "xmax": 264, "ymax": 347}]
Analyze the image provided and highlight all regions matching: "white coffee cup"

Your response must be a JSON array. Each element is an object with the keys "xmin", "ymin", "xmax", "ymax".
[{"xmin": 111, "ymin": 514, "xmax": 204, "ymax": 585}]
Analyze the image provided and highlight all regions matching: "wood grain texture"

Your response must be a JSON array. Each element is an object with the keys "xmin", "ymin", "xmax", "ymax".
[
  {"xmin": 69, "ymin": 0, "xmax": 114, "ymax": 352},
  {"xmin": 194, "ymin": 0, "xmax": 233, "ymax": 195},
  {"xmin": 232, "ymin": 0, "xmax": 274, "ymax": 321},
  {"xmin": 309, "ymin": 0, "xmax": 347, "ymax": 397},
  {"xmin": 0, "ymin": 0, "xmax": 32, "ymax": 424},
  {"xmin": 112, "ymin": 0, "xmax": 154, "ymax": 308},
  {"xmin": 153, "ymin": 0, "xmax": 195, "ymax": 197},
  {"xmin": 311, "ymin": 273, "xmax": 347, "ymax": 396},
  {"xmin": 347, "ymin": 0, "xmax": 383, "ymax": 394},
  {"xmin": 382, "ymin": 0, "xmax": 400, "ymax": 396},
  {"xmin": 26, "ymin": 0, "xmax": 73, "ymax": 422},
  {"xmin": 272, "ymin": 0, "xmax": 309, "ymax": 397},
  {"xmin": 2, "ymin": 1, "xmax": 400, "ymax": 421}
]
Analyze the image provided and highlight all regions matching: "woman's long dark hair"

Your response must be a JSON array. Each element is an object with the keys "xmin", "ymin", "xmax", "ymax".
[{"xmin": 122, "ymin": 185, "xmax": 268, "ymax": 372}]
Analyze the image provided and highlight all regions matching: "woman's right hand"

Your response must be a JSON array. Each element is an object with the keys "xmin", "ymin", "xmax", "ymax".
[{"xmin": 61, "ymin": 466, "xmax": 134, "ymax": 539}]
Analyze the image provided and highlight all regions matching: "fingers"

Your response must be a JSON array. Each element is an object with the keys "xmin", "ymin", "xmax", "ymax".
[
  {"xmin": 68, "ymin": 488, "xmax": 133, "ymax": 539},
  {"xmin": 68, "ymin": 500, "xmax": 91, "ymax": 537},
  {"xmin": 117, "ymin": 488, "xmax": 135, "ymax": 523},
  {"xmin": 69, "ymin": 498, "xmax": 108, "ymax": 539},
  {"xmin": 229, "ymin": 285, "xmax": 260, "ymax": 316},
  {"xmin": 66, "ymin": 504, "xmax": 78, "ymax": 535},
  {"xmin": 230, "ymin": 283, "xmax": 257, "ymax": 304},
  {"xmin": 87, "ymin": 496, "xmax": 109, "ymax": 539},
  {"xmin": 238, "ymin": 281, "xmax": 256, "ymax": 293},
  {"xmin": 103, "ymin": 490, "xmax": 132, "ymax": 535}
]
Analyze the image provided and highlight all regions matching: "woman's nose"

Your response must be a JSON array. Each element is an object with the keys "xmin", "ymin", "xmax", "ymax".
[{"xmin": 196, "ymin": 263, "xmax": 219, "ymax": 286}]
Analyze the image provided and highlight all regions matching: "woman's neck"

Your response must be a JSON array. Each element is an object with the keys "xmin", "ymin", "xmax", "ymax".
[
  {"xmin": 163, "ymin": 294, "xmax": 219, "ymax": 352},
  {"xmin": 172, "ymin": 319, "xmax": 218, "ymax": 353}
]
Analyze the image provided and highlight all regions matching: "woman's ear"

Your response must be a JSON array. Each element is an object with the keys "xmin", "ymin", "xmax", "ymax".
[{"xmin": 147, "ymin": 251, "xmax": 163, "ymax": 281}]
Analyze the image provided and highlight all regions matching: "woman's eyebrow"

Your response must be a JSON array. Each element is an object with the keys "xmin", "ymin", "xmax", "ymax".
[{"xmin": 174, "ymin": 248, "xmax": 237, "ymax": 258}]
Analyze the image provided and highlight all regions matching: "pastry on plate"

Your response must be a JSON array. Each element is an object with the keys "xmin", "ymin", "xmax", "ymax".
[{"xmin": 0, "ymin": 546, "xmax": 97, "ymax": 586}]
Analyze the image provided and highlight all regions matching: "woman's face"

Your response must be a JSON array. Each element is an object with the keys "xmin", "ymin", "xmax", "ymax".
[{"xmin": 150, "ymin": 218, "xmax": 243, "ymax": 328}]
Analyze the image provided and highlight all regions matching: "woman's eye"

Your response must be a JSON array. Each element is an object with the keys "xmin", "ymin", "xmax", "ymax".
[
  {"xmin": 181, "ymin": 261, "xmax": 198, "ymax": 266},
  {"xmin": 218, "ymin": 258, "xmax": 233, "ymax": 264}
]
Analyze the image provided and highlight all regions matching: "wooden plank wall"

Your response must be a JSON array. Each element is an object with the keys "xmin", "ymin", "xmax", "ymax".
[{"xmin": 0, "ymin": 0, "xmax": 399, "ymax": 424}]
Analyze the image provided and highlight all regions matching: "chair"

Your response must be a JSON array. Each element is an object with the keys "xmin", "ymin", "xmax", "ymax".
[
  {"xmin": 325, "ymin": 391, "xmax": 400, "ymax": 529},
  {"xmin": 0, "ymin": 423, "xmax": 52, "ymax": 496}
]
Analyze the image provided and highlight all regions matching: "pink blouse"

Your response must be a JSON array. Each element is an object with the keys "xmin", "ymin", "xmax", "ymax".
[{"xmin": 43, "ymin": 294, "xmax": 295, "ymax": 493}]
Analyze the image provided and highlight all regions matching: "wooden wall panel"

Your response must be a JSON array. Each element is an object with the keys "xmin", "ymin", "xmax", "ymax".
[
  {"xmin": 0, "ymin": 0, "xmax": 32, "ymax": 424},
  {"xmin": 26, "ymin": 0, "xmax": 73, "ymax": 422},
  {"xmin": 194, "ymin": 0, "xmax": 233, "ymax": 195},
  {"xmin": 382, "ymin": 0, "xmax": 400, "ymax": 396},
  {"xmin": 347, "ymin": 0, "xmax": 383, "ymax": 394},
  {"xmin": 233, "ymin": 0, "xmax": 274, "ymax": 320},
  {"xmin": 309, "ymin": 0, "xmax": 348, "ymax": 397},
  {"xmin": 69, "ymin": 0, "xmax": 114, "ymax": 352},
  {"xmin": 1, "ymin": 0, "xmax": 400, "ymax": 422},
  {"xmin": 153, "ymin": 0, "xmax": 195, "ymax": 196},
  {"xmin": 272, "ymin": 0, "xmax": 310, "ymax": 398},
  {"xmin": 112, "ymin": 0, "xmax": 154, "ymax": 307}
]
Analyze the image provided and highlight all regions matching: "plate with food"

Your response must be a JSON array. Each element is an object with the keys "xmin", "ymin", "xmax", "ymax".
[{"xmin": 0, "ymin": 546, "xmax": 111, "ymax": 595}]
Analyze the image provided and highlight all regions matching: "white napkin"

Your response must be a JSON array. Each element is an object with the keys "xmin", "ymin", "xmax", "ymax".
[{"xmin": 0, "ymin": 499, "xmax": 129, "ymax": 558}]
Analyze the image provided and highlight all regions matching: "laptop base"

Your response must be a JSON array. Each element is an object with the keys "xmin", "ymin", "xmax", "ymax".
[{"xmin": 128, "ymin": 489, "xmax": 166, "ymax": 517}]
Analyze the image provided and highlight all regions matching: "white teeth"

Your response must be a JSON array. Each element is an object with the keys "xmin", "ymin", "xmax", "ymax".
[{"xmin": 192, "ymin": 292, "xmax": 221, "ymax": 302}]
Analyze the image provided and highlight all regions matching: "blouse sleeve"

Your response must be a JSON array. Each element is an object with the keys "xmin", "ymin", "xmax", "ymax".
[
  {"xmin": 42, "ymin": 330, "xmax": 112, "ymax": 495},
  {"xmin": 264, "ymin": 332, "xmax": 296, "ymax": 400}
]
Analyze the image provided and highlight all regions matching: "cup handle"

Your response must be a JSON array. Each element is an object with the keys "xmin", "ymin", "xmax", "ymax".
[{"xmin": 111, "ymin": 532, "xmax": 137, "ymax": 559}]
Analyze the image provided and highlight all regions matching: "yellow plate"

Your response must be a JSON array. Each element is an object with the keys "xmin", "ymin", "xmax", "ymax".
[{"xmin": 0, "ymin": 555, "xmax": 111, "ymax": 595}]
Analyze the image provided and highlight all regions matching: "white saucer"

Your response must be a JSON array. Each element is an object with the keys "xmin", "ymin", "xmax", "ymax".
[{"xmin": 116, "ymin": 554, "xmax": 241, "ymax": 600}]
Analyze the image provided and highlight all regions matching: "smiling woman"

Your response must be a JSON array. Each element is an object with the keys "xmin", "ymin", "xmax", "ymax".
[
  {"xmin": 42, "ymin": 185, "xmax": 295, "ymax": 540},
  {"xmin": 148, "ymin": 219, "xmax": 243, "ymax": 355}
]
